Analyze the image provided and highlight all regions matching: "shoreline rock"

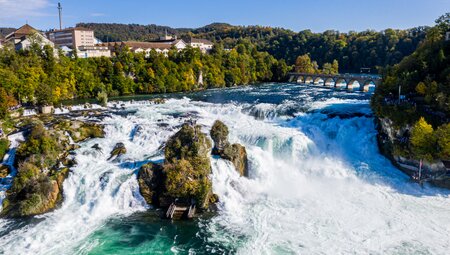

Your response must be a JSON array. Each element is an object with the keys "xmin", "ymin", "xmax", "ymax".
[
  {"xmin": 376, "ymin": 117, "xmax": 450, "ymax": 188},
  {"xmin": 1, "ymin": 118, "xmax": 104, "ymax": 218}
]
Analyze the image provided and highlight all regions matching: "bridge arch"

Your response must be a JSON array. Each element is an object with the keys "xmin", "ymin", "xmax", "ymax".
[
  {"xmin": 324, "ymin": 78, "xmax": 335, "ymax": 87},
  {"xmin": 296, "ymin": 76, "xmax": 304, "ymax": 83},
  {"xmin": 347, "ymin": 80, "xmax": 361, "ymax": 91},
  {"xmin": 313, "ymin": 77, "xmax": 324, "ymax": 85},
  {"xmin": 335, "ymin": 78, "xmax": 347, "ymax": 89},
  {"xmin": 305, "ymin": 76, "xmax": 314, "ymax": 84},
  {"xmin": 363, "ymin": 80, "xmax": 376, "ymax": 92}
]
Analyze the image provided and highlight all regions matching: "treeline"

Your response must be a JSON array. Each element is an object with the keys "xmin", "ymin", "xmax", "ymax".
[
  {"xmin": 295, "ymin": 54, "xmax": 339, "ymax": 74},
  {"xmin": 74, "ymin": 22, "xmax": 428, "ymax": 73},
  {"xmin": 372, "ymin": 13, "xmax": 450, "ymax": 161},
  {"xmin": 0, "ymin": 40, "xmax": 289, "ymax": 113}
]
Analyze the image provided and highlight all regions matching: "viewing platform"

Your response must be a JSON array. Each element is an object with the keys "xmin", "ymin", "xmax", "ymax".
[{"xmin": 288, "ymin": 72, "xmax": 382, "ymax": 92}]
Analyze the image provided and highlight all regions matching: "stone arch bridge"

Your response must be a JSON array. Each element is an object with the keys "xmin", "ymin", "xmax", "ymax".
[{"xmin": 288, "ymin": 72, "xmax": 381, "ymax": 92}]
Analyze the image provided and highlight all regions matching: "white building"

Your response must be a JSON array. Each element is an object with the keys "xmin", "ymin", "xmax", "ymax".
[
  {"xmin": 446, "ymin": 31, "xmax": 450, "ymax": 41},
  {"xmin": 187, "ymin": 38, "xmax": 214, "ymax": 53},
  {"xmin": 77, "ymin": 45, "xmax": 111, "ymax": 58},
  {"xmin": 4, "ymin": 24, "xmax": 55, "ymax": 51},
  {"xmin": 101, "ymin": 40, "xmax": 187, "ymax": 57}
]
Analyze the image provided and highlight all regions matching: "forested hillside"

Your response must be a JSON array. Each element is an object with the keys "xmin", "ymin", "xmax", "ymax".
[
  {"xmin": 372, "ymin": 13, "xmax": 450, "ymax": 161},
  {"xmin": 75, "ymin": 22, "xmax": 428, "ymax": 73},
  {"xmin": 0, "ymin": 41, "xmax": 289, "ymax": 115}
]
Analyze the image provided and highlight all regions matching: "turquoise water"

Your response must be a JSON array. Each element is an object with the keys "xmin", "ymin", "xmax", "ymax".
[{"xmin": 1, "ymin": 83, "xmax": 450, "ymax": 254}]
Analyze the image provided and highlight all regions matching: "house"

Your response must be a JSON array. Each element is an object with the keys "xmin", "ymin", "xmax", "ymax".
[
  {"xmin": 100, "ymin": 40, "xmax": 187, "ymax": 57},
  {"xmin": 187, "ymin": 38, "xmax": 214, "ymax": 53},
  {"xmin": 4, "ymin": 24, "xmax": 55, "ymax": 51},
  {"xmin": 77, "ymin": 45, "xmax": 111, "ymax": 58},
  {"xmin": 446, "ymin": 31, "xmax": 450, "ymax": 41},
  {"xmin": 47, "ymin": 27, "xmax": 110, "ymax": 58}
]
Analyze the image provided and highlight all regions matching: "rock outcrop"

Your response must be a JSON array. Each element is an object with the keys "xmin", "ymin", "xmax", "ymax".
[
  {"xmin": 1, "ymin": 119, "xmax": 104, "ymax": 218},
  {"xmin": 54, "ymin": 120, "xmax": 104, "ymax": 143},
  {"xmin": 0, "ymin": 165, "xmax": 10, "ymax": 178},
  {"xmin": 210, "ymin": 120, "xmax": 249, "ymax": 177},
  {"xmin": 137, "ymin": 123, "xmax": 214, "ymax": 215},
  {"xmin": 109, "ymin": 142, "xmax": 127, "ymax": 160}
]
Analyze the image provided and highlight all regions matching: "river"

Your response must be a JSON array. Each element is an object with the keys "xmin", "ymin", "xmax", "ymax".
[{"xmin": 0, "ymin": 83, "xmax": 449, "ymax": 254}]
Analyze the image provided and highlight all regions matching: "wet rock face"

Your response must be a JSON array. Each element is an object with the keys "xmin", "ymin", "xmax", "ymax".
[
  {"xmin": 0, "ymin": 165, "xmax": 10, "ymax": 178},
  {"xmin": 210, "ymin": 120, "xmax": 249, "ymax": 177},
  {"xmin": 137, "ymin": 163, "xmax": 165, "ymax": 206},
  {"xmin": 109, "ymin": 142, "xmax": 127, "ymax": 160}
]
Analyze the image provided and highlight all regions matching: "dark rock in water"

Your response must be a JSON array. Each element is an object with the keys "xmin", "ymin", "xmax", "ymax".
[
  {"xmin": 91, "ymin": 143, "xmax": 102, "ymax": 151},
  {"xmin": 210, "ymin": 120, "xmax": 249, "ymax": 177},
  {"xmin": 220, "ymin": 143, "xmax": 249, "ymax": 177},
  {"xmin": 150, "ymin": 98, "xmax": 166, "ymax": 104},
  {"xmin": 0, "ymin": 165, "xmax": 11, "ymax": 178},
  {"xmin": 108, "ymin": 142, "xmax": 127, "ymax": 160},
  {"xmin": 137, "ymin": 163, "xmax": 165, "ymax": 206},
  {"xmin": 137, "ymin": 123, "xmax": 214, "ymax": 217}
]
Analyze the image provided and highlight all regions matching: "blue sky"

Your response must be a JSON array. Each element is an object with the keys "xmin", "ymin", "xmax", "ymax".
[{"xmin": 0, "ymin": 0, "xmax": 448, "ymax": 32}]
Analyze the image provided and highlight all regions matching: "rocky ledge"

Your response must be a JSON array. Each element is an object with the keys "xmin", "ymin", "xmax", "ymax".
[
  {"xmin": 137, "ymin": 120, "xmax": 248, "ymax": 219},
  {"xmin": 1, "ymin": 119, "xmax": 104, "ymax": 218}
]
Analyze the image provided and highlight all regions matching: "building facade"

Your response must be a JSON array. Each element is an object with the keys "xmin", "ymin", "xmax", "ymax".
[
  {"xmin": 47, "ymin": 27, "xmax": 95, "ymax": 49},
  {"xmin": 47, "ymin": 27, "xmax": 111, "ymax": 58},
  {"xmin": 5, "ymin": 24, "xmax": 55, "ymax": 51},
  {"xmin": 100, "ymin": 39, "xmax": 187, "ymax": 57},
  {"xmin": 77, "ymin": 45, "xmax": 111, "ymax": 58},
  {"xmin": 187, "ymin": 38, "xmax": 214, "ymax": 53}
]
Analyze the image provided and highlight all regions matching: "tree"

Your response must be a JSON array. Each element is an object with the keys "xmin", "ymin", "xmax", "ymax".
[
  {"xmin": 295, "ymin": 54, "xmax": 315, "ymax": 73},
  {"xmin": 410, "ymin": 117, "xmax": 436, "ymax": 161},
  {"xmin": 415, "ymin": 82, "xmax": 426, "ymax": 95},
  {"xmin": 435, "ymin": 123, "xmax": 450, "ymax": 159}
]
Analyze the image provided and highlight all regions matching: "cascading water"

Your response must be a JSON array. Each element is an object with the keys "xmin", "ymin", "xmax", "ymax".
[{"xmin": 0, "ymin": 83, "xmax": 449, "ymax": 254}]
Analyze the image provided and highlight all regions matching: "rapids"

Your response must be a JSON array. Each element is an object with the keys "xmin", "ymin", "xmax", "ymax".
[{"xmin": 0, "ymin": 83, "xmax": 449, "ymax": 254}]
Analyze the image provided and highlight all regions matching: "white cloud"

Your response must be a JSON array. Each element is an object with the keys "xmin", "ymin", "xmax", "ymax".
[{"xmin": 0, "ymin": 0, "xmax": 52, "ymax": 19}]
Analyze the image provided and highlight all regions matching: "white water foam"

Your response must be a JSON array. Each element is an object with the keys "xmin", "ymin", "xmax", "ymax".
[{"xmin": 0, "ymin": 95, "xmax": 449, "ymax": 254}]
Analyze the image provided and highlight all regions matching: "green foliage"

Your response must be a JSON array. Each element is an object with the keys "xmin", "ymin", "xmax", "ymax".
[
  {"xmin": 76, "ymin": 22, "xmax": 427, "ymax": 73},
  {"xmin": 436, "ymin": 123, "xmax": 450, "ymax": 159},
  {"xmin": 0, "ymin": 41, "xmax": 286, "ymax": 104},
  {"xmin": 410, "ymin": 117, "xmax": 436, "ymax": 161},
  {"xmin": 372, "ymin": 15, "xmax": 450, "ymax": 161},
  {"xmin": 96, "ymin": 91, "xmax": 108, "ymax": 107}
]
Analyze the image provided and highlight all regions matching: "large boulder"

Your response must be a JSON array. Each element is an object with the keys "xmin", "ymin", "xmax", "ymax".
[
  {"xmin": 220, "ymin": 143, "xmax": 248, "ymax": 177},
  {"xmin": 137, "ymin": 162, "xmax": 165, "ymax": 206},
  {"xmin": 109, "ymin": 142, "xmax": 127, "ymax": 160},
  {"xmin": 138, "ymin": 123, "xmax": 214, "ymax": 211},
  {"xmin": 1, "ymin": 118, "xmax": 100, "ymax": 218},
  {"xmin": 210, "ymin": 120, "xmax": 249, "ymax": 177},
  {"xmin": 210, "ymin": 120, "xmax": 229, "ymax": 152}
]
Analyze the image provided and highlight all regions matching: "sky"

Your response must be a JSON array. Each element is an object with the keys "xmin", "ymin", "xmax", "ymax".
[{"xmin": 0, "ymin": 0, "xmax": 448, "ymax": 32}]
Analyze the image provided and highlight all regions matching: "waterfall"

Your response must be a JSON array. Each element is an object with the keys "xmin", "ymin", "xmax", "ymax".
[{"xmin": 0, "ymin": 84, "xmax": 449, "ymax": 254}]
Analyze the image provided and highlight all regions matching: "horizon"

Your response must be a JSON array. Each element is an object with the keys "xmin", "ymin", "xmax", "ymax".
[{"xmin": 0, "ymin": 0, "xmax": 448, "ymax": 33}]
